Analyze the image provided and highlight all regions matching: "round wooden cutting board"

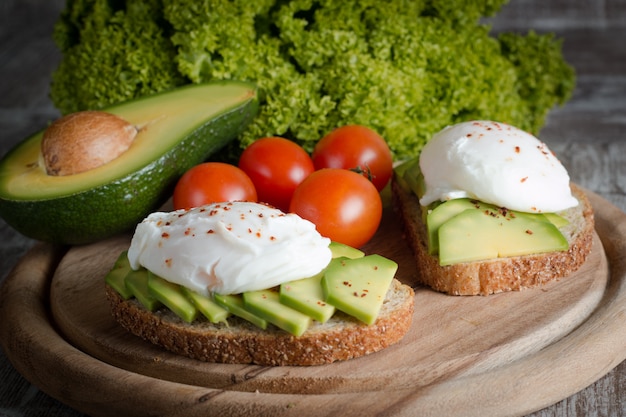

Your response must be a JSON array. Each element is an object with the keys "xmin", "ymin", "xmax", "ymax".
[{"xmin": 1, "ymin": 189, "xmax": 626, "ymax": 417}]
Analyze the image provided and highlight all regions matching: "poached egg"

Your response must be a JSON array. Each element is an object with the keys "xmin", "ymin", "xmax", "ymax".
[
  {"xmin": 418, "ymin": 120, "xmax": 578, "ymax": 213},
  {"xmin": 127, "ymin": 201, "xmax": 332, "ymax": 295}
]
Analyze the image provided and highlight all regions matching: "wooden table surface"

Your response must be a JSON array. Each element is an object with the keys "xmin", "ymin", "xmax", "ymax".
[{"xmin": 1, "ymin": 1, "xmax": 624, "ymax": 416}]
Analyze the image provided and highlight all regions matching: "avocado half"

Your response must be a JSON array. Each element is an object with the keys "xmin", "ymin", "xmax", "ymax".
[{"xmin": 0, "ymin": 81, "xmax": 259, "ymax": 245}]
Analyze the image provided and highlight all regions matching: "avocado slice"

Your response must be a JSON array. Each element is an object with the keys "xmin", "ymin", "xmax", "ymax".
[
  {"xmin": 104, "ymin": 251, "xmax": 134, "ymax": 300},
  {"xmin": 124, "ymin": 267, "xmax": 162, "ymax": 311},
  {"xmin": 147, "ymin": 272, "xmax": 198, "ymax": 323},
  {"xmin": 426, "ymin": 198, "xmax": 490, "ymax": 255},
  {"xmin": 438, "ymin": 206, "xmax": 569, "ymax": 266},
  {"xmin": 0, "ymin": 81, "xmax": 258, "ymax": 244},
  {"xmin": 181, "ymin": 287, "xmax": 230, "ymax": 324},
  {"xmin": 243, "ymin": 289, "xmax": 311, "ymax": 337},
  {"xmin": 213, "ymin": 293, "xmax": 268, "ymax": 330},
  {"xmin": 277, "ymin": 243, "xmax": 364, "ymax": 324},
  {"xmin": 279, "ymin": 271, "xmax": 336, "ymax": 323},
  {"xmin": 543, "ymin": 212, "xmax": 570, "ymax": 228},
  {"xmin": 401, "ymin": 156, "xmax": 426, "ymax": 200},
  {"xmin": 322, "ymin": 255, "xmax": 398, "ymax": 325},
  {"xmin": 329, "ymin": 241, "xmax": 365, "ymax": 259},
  {"xmin": 396, "ymin": 156, "xmax": 432, "ymax": 220}
]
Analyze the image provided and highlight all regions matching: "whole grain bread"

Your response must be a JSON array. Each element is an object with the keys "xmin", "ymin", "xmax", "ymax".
[
  {"xmin": 391, "ymin": 177, "xmax": 594, "ymax": 296},
  {"xmin": 105, "ymin": 278, "xmax": 414, "ymax": 366}
]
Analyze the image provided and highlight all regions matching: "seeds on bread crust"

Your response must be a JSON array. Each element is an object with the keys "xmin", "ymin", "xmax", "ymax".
[
  {"xmin": 105, "ymin": 278, "xmax": 414, "ymax": 366},
  {"xmin": 391, "ymin": 179, "xmax": 594, "ymax": 296}
]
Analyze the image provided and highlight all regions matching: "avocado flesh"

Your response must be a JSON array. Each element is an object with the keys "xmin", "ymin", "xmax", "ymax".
[
  {"xmin": 399, "ymin": 157, "xmax": 571, "ymax": 265},
  {"xmin": 402, "ymin": 157, "xmax": 426, "ymax": 200},
  {"xmin": 147, "ymin": 272, "xmax": 198, "ymax": 323},
  {"xmin": 213, "ymin": 293, "xmax": 268, "ymax": 330},
  {"xmin": 125, "ymin": 268, "xmax": 162, "ymax": 311},
  {"xmin": 104, "ymin": 251, "xmax": 134, "ymax": 300},
  {"xmin": 279, "ymin": 242, "xmax": 363, "ymax": 323},
  {"xmin": 105, "ymin": 241, "xmax": 397, "ymax": 335},
  {"xmin": 279, "ymin": 271, "xmax": 336, "ymax": 323},
  {"xmin": 543, "ymin": 212, "xmax": 570, "ymax": 228},
  {"xmin": 329, "ymin": 241, "xmax": 365, "ymax": 259},
  {"xmin": 243, "ymin": 289, "xmax": 312, "ymax": 337},
  {"xmin": 394, "ymin": 157, "xmax": 421, "ymax": 197},
  {"xmin": 0, "ymin": 81, "xmax": 258, "ymax": 244},
  {"xmin": 181, "ymin": 287, "xmax": 230, "ymax": 324},
  {"xmin": 322, "ymin": 255, "xmax": 398, "ymax": 325},
  {"xmin": 438, "ymin": 206, "xmax": 569, "ymax": 266},
  {"xmin": 397, "ymin": 156, "xmax": 432, "ymax": 221},
  {"xmin": 426, "ymin": 198, "xmax": 486, "ymax": 255}
]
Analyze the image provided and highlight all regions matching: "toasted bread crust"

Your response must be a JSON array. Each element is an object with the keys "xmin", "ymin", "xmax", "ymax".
[
  {"xmin": 391, "ymin": 177, "xmax": 594, "ymax": 296},
  {"xmin": 106, "ymin": 279, "xmax": 414, "ymax": 366}
]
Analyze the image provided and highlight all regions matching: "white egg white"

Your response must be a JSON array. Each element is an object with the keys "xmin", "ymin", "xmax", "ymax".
[
  {"xmin": 419, "ymin": 120, "xmax": 578, "ymax": 213},
  {"xmin": 127, "ymin": 201, "xmax": 332, "ymax": 295}
]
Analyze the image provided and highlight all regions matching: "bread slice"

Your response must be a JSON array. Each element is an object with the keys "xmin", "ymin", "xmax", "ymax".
[
  {"xmin": 105, "ymin": 278, "xmax": 414, "ymax": 366},
  {"xmin": 391, "ymin": 176, "xmax": 595, "ymax": 296}
]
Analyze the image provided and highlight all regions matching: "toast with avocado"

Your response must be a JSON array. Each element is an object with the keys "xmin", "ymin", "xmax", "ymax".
[
  {"xmin": 391, "ymin": 169, "xmax": 594, "ymax": 296},
  {"xmin": 104, "ymin": 244, "xmax": 414, "ymax": 366},
  {"xmin": 105, "ymin": 278, "xmax": 413, "ymax": 366}
]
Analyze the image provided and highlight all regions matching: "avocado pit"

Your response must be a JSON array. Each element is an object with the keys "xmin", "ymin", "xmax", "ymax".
[{"xmin": 41, "ymin": 110, "xmax": 137, "ymax": 176}]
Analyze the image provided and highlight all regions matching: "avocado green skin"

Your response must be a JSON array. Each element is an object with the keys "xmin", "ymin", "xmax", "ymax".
[{"xmin": 0, "ymin": 88, "xmax": 259, "ymax": 245}]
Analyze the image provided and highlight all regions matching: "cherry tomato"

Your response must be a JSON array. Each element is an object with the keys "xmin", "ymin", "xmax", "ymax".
[
  {"xmin": 238, "ymin": 136, "xmax": 314, "ymax": 212},
  {"xmin": 312, "ymin": 125, "xmax": 393, "ymax": 191},
  {"xmin": 173, "ymin": 162, "xmax": 257, "ymax": 210},
  {"xmin": 289, "ymin": 168, "xmax": 382, "ymax": 248}
]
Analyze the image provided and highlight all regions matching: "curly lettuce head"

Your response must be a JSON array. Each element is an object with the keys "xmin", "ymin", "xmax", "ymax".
[
  {"xmin": 50, "ymin": 0, "xmax": 575, "ymax": 160},
  {"xmin": 51, "ymin": 0, "xmax": 186, "ymax": 114}
]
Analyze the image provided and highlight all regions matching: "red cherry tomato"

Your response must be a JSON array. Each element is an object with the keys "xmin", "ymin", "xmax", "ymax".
[
  {"xmin": 312, "ymin": 125, "xmax": 393, "ymax": 191},
  {"xmin": 238, "ymin": 136, "xmax": 314, "ymax": 212},
  {"xmin": 173, "ymin": 162, "xmax": 257, "ymax": 210},
  {"xmin": 289, "ymin": 168, "xmax": 382, "ymax": 248}
]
